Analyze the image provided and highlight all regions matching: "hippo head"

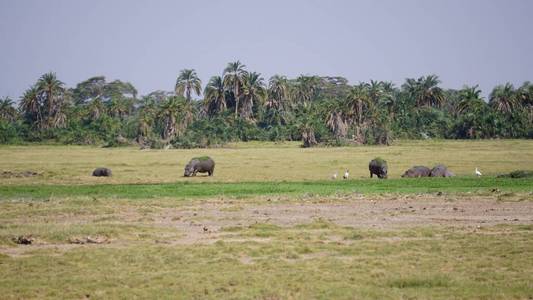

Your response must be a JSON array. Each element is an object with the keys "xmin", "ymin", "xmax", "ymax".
[
  {"xmin": 183, "ymin": 163, "xmax": 195, "ymax": 177},
  {"xmin": 401, "ymin": 168, "xmax": 413, "ymax": 178},
  {"xmin": 380, "ymin": 165, "xmax": 388, "ymax": 178}
]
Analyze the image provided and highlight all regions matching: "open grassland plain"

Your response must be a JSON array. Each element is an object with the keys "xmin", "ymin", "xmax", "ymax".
[
  {"xmin": 0, "ymin": 139, "xmax": 532, "ymax": 185},
  {"xmin": 0, "ymin": 140, "xmax": 532, "ymax": 299},
  {"xmin": 0, "ymin": 193, "xmax": 532, "ymax": 299}
]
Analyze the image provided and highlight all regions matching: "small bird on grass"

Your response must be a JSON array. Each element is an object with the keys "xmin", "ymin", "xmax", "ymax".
[
  {"xmin": 331, "ymin": 172, "xmax": 338, "ymax": 180},
  {"xmin": 343, "ymin": 169, "xmax": 349, "ymax": 180},
  {"xmin": 475, "ymin": 168, "xmax": 482, "ymax": 177}
]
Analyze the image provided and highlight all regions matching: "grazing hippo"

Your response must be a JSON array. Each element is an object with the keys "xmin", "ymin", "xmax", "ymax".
[
  {"xmin": 401, "ymin": 166, "xmax": 431, "ymax": 178},
  {"xmin": 184, "ymin": 156, "xmax": 215, "ymax": 177},
  {"xmin": 430, "ymin": 164, "xmax": 455, "ymax": 177},
  {"xmin": 369, "ymin": 158, "xmax": 388, "ymax": 179},
  {"xmin": 92, "ymin": 167, "xmax": 112, "ymax": 177}
]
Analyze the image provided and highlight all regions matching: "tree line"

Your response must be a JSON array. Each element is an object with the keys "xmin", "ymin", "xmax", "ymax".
[{"xmin": 1, "ymin": 61, "xmax": 532, "ymax": 147}]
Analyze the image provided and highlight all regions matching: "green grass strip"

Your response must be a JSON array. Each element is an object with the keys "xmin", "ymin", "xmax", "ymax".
[{"xmin": 0, "ymin": 177, "xmax": 531, "ymax": 200}]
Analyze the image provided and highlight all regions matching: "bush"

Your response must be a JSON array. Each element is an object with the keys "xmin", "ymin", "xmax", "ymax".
[{"xmin": 0, "ymin": 121, "xmax": 25, "ymax": 144}]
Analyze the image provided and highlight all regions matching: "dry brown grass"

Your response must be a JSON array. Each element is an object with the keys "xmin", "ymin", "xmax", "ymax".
[{"xmin": 0, "ymin": 194, "xmax": 532, "ymax": 299}]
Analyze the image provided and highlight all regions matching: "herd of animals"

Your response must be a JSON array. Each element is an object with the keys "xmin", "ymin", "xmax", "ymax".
[
  {"xmin": 92, "ymin": 156, "xmax": 483, "ymax": 179},
  {"xmin": 330, "ymin": 158, "xmax": 476, "ymax": 180},
  {"xmin": 91, "ymin": 156, "xmax": 216, "ymax": 178}
]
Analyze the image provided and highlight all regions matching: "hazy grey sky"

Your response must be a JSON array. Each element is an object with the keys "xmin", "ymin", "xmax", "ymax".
[{"xmin": 1, "ymin": 0, "xmax": 532, "ymax": 99}]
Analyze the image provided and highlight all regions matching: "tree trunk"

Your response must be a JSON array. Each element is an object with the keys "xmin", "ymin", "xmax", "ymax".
[
  {"xmin": 353, "ymin": 125, "xmax": 365, "ymax": 144},
  {"xmin": 302, "ymin": 127, "xmax": 317, "ymax": 148},
  {"xmin": 234, "ymin": 84, "xmax": 240, "ymax": 119},
  {"xmin": 234, "ymin": 98, "xmax": 239, "ymax": 119},
  {"xmin": 47, "ymin": 89, "xmax": 53, "ymax": 128}
]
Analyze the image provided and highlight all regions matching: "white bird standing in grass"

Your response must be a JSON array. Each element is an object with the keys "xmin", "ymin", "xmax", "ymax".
[
  {"xmin": 475, "ymin": 168, "xmax": 482, "ymax": 177},
  {"xmin": 343, "ymin": 169, "xmax": 349, "ymax": 180},
  {"xmin": 331, "ymin": 172, "xmax": 338, "ymax": 180}
]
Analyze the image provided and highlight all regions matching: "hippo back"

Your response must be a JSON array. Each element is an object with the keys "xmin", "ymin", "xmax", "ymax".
[
  {"xmin": 92, "ymin": 167, "xmax": 112, "ymax": 177},
  {"xmin": 402, "ymin": 166, "xmax": 431, "ymax": 178},
  {"xmin": 195, "ymin": 158, "xmax": 215, "ymax": 172},
  {"xmin": 430, "ymin": 165, "xmax": 454, "ymax": 177},
  {"xmin": 184, "ymin": 156, "xmax": 215, "ymax": 176}
]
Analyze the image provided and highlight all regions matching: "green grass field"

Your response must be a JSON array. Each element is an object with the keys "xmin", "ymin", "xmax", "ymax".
[
  {"xmin": 0, "ymin": 177, "xmax": 532, "ymax": 200},
  {"xmin": 0, "ymin": 140, "xmax": 532, "ymax": 299}
]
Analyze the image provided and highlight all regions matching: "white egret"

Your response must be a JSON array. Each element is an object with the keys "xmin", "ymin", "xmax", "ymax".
[{"xmin": 343, "ymin": 169, "xmax": 349, "ymax": 180}]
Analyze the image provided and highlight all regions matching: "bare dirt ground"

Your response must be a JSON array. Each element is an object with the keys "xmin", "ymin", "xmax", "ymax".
[
  {"xmin": 2, "ymin": 193, "xmax": 532, "ymax": 256},
  {"xmin": 166, "ymin": 194, "xmax": 533, "ymax": 241}
]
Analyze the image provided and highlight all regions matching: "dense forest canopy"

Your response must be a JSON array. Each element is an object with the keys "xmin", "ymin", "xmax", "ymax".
[{"xmin": 1, "ymin": 61, "xmax": 532, "ymax": 147}]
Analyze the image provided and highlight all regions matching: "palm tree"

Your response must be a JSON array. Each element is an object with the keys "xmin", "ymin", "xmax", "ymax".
[
  {"xmin": 87, "ymin": 98, "xmax": 106, "ymax": 120},
  {"xmin": 52, "ymin": 102, "xmax": 68, "ymax": 128},
  {"xmin": 203, "ymin": 76, "xmax": 226, "ymax": 116},
  {"xmin": 457, "ymin": 85, "xmax": 485, "ymax": 114},
  {"xmin": 379, "ymin": 81, "xmax": 396, "ymax": 117},
  {"xmin": 517, "ymin": 82, "xmax": 533, "ymax": 106},
  {"xmin": 223, "ymin": 61, "xmax": 247, "ymax": 118},
  {"xmin": 108, "ymin": 97, "xmax": 132, "ymax": 119},
  {"xmin": 517, "ymin": 81, "xmax": 533, "ymax": 122},
  {"xmin": 296, "ymin": 105, "xmax": 319, "ymax": 147},
  {"xmin": 158, "ymin": 97, "xmax": 181, "ymax": 140},
  {"xmin": 36, "ymin": 72, "xmax": 66, "ymax": 128},
  {"xmin": 346, "ymin": 84, "xmax": 372, "ymax": 126},
  {"xmin": 0, "ymin": 97, "xmax": 18, "ymax": 122},
  {"xmin": 178, "ymin": 100, "xmax": 195, "ymax": 134},
  {"xmin": 136, "ymin": 99, "xmax": 157, "ymax": 141},
  {"xmin": 158, "ymin": 96, "xmax": 194, "ymax": 140},
  {"xmin": 403, "ymin": 75, "xmax": 445, "ymax": 108},
  {"xmin": 294, "ymin": 75, "xmax": 322, "ymax": 105},
  {"xmin": 325, "ymin": 99, "xmax": 348, "ymax": 139},
  {"xmin": 175, "ymin": 69, "xmax": 202, "ymax": 102},
  {"xmin": 489, "ymin": 83, "xmax": 517, "ymax": 114},
  {"xmin": 345, "ymin": 84, "xmax": 372, "ymax": 143},
  {"xmin": 456, "ymin": 85, "xmax": 486, "ymax": 138},
  {"xmin": 240, "ymin": 72, "xmax": 266, "ymax": 120},
  {"xmin": 367, "ymin": 80, "xmax": 384, "ymax": 104},
  {"xmin": 366, "ymin": 80, "xmax": 396, "ymax": 117},
  {"xmin": 266, "ymin": 75, "xmax": 291, "ymax": 110},
  {"xmin": 19, "ymin": 85, "xmax": 42, "ymax": 127},
  {"xmin": 137, "ymin": 111, "xmax": 153, "ymax": 139},
  {"xmin": 264, "ymin": 75, "xmax": 293, "ymax": 126},
  {"xmin": 300, "ymin": 122, "xmax": 317, "ymax": 147}
]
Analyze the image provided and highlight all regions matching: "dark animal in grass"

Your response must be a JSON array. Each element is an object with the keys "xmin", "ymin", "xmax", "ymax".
[
  {"xmin": 92, "ymin": 167, "xmax": 112, "ymax": 177},
  {"xmin": 430, "ymin": 164, "xmax": 455, "ymax": 177},
  {"xmin": 401, "ymin": 166, "xmax": 431, "ymax": 178},
  {"xmin": 184, "ymin": 156, "xmax": 215, "ymax": 177},
  {"xmin": 369, "ymin": 158, "xmax": 388, "ymax": 179},
  {"xmin": 13, "ymin": 235, "xmax": 34, "ymax": 245}
]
